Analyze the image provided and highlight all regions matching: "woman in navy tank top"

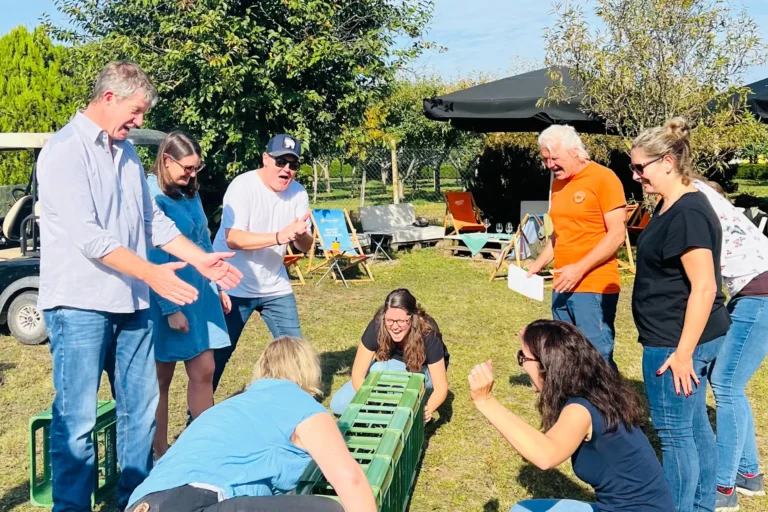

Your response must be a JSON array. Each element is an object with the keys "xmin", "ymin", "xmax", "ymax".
[{"xmin": 469, "ymin": 320, "xmax": 674, "ymax": 512}]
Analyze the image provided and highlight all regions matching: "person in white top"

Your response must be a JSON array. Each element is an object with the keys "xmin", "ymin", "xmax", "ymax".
[
  {"xmin": 693, "ymin": 179, "xmax": 768, "ymax": 509},
  {"xmin": 211, "ymin": 134, "xmax": 313, "ymax": 391}
]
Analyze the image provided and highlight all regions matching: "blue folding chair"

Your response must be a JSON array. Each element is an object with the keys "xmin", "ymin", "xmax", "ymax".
[{"xmin": 306, "ymin": 209, "xmax": 374, "ymax": 287}]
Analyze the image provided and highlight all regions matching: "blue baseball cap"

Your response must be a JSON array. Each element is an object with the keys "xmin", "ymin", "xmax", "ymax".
[{"xmin": 266, "ymin": 134, "xmax": 301, "ymax": 159}]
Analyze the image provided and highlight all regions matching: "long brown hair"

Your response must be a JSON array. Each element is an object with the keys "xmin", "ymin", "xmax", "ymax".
[
  {"xmin": 151, "ymin": 131, "xmax": 201, "ymax": 199},
  {"xmin": 522, "ymin": 320, "xmax": 644, "ymax": 432},
  {"xmin": 374, "ymin": 289, "xmax": 440, "ymax": 372}
]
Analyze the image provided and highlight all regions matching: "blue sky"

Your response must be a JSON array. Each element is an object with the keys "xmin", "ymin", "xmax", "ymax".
[{"xmin": 4, "ymin": 0, "xmax": 768, "ymax": 84}]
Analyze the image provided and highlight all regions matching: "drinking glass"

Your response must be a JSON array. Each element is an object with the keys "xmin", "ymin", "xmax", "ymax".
[
  {"xmin": 505, "ymin": 222, "xmax": 514, "ymax": 235},
  {"xmin": 495, "ymin": 223, "xmax": 503, "ymax": 233}
]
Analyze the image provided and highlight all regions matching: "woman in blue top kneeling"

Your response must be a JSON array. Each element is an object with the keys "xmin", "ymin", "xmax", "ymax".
[
  {"xmin": 469, "ymin": 320, "xmax": 674, "ymax": 512},
  {"xmin": 146, "ymin": 132, "xmax": 231, "ymax": 458},
  {"xmin": 330, "ymin": 288, "xmax": 449, "ymax": 423},
  {"xmin": 127, "ymin": 336, "xmax": 377, "ymax": 512}
]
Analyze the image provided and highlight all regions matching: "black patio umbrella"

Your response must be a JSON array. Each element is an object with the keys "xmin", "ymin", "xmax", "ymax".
[
  {"xmin": 422, "ymin": 66, "xmax": 609, "ymax": 134},
  {"xmin": 746, "ymin": 77, "xmax": 768, "ymax": 120}
]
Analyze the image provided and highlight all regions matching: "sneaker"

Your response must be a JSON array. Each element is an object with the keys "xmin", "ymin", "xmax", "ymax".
[
  {"xmin": 735, "ymin": 472, "xmax": 766, "ymax": 496},
  {"xmin": 716, "ymin": 487, "xmax": 740, "ymax": 511}
]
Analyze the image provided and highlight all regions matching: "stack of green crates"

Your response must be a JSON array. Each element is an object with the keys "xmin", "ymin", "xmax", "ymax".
[
  {"xmin": 297, "ymin": 371, "xmax": 426, "ymax": 512},
  {"xmin": 29, "ymin": 400, "xmax": 120, "ymax": 508}
]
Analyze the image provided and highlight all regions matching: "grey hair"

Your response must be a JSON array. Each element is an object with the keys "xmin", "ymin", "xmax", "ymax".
[
  {"xmin": 90, "ymin": 61, "xmax": 158, "ymax": 107},
  {"xmin": 538, "ymin": 124, "xmax": 590, "ymax": 161}
]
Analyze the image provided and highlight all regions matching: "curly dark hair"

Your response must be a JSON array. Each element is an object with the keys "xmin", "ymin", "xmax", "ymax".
[
  {"xmin": 374, "ymin": 289, "xmax": 440, "ymax": 372},
  {"xmin": 522, "ymin": 320, "xmax": 644, "ymax": 432}
]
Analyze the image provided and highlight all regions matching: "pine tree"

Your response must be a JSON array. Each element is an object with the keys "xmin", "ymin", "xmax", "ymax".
[{"xmin": 0, "ymin": 26, "xmax": 77, "ymax": 185}]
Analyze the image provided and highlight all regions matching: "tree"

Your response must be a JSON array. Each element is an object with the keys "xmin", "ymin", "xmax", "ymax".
[
  {"xmin": 0, "ymin": 26, "xmax": 77, "ymax": 185},
  {"xmin": 343, "ymin": 76, "xmax": 482, "ymax": 201},
  {"xmin": 48, "ymin": 0, "xmax": 435, "ymax": 213},
  {"xmin": 542, "ymin": 0, "xmax": 768, "ymax": 176}
]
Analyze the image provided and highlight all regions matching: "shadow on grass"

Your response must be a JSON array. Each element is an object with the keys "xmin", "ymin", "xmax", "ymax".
[
  {"xmin": 319, "ymin": 346, "xmax": 357, "ymax": 397},
  {"xmin": 518, "ymin": 464, "xmax": 595, "ymax": 503},
  {"xmin": 405, "ymin": 390, "xmax": 455, "ymax": 512},
  {"xmin": 483, "ymin": 497, "xmax": 500, "ymax": 511},
  {"xmin": 509, "ymin": 373, "xmax": 532, "ymax": 387},
  {"xmin": 0, "ymin": 481, "xmax": 30, "ymax": 511},
  {"xmin": 0, "ymin": 362, "xmax": 16, "ymax": 387}
]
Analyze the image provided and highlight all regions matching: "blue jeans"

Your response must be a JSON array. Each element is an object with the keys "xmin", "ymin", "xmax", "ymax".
[
  {"xmin": 44, "ymin": 307, "xmax": 158, "ymax": 512},
  {"xmin": 643, "ymin": 337, "xmax": 724, "ymax": 512},
  {"xmin": 711, "ymin": 296, "xmax": 768, "ymax": 487},
  {"xmin": 329, "ymin": 359, "xmax": 433, "ymax": 416},
  {"xmin": 511, "ymin": 500, "xmax": 599, "ymax": 511},
  {"xmin": 552, "ymin": 291, "xmax": 618, "ymax": 367},
  {"xmin": 213, "ymin": 293, "xmax": 301, "ymax": 392}
]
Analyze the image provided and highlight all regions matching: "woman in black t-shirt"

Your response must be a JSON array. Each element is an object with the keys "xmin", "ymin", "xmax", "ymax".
[
  {"xmin": 469, "ymin": 320, "xmax": 673, "ymax": 512},
  {"xmin": 329, "ymin": 289, "xmax": 449, "ymax": 422},
  {"xmin": 630, "ymin": 118, "xmax": 730, "ymax": 512}
]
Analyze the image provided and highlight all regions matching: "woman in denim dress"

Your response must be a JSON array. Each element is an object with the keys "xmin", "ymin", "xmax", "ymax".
[{"xmin": 147, "ymin": 132, "xmax": 230, "ymax": 458}]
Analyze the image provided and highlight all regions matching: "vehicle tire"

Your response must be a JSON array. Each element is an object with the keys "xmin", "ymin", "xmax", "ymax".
[{"xmin": 8, "ymin": 291, "xmax": 47, "ymax": 345}]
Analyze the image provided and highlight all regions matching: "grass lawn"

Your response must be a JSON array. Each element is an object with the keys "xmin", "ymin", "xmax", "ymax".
[{"xmin": 2, "ymin": 249, "xmax": 768, "ymax": 511}]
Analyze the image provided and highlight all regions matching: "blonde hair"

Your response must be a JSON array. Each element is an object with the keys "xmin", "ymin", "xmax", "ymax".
[
  {"xmin": 251, "ymin": 337, "xmax": 322, "ymax": 396},
  {"xmin": 151, "ymin": 131, "xmax": 201, "ymax": 199},
  {"xmin": 632, "ymin": 117, "xmax": 694, "ymax": 185},
  {"xmin": 538, "ymin": 124, "xmax": 590, "ymax": 161},
  {"xmin": 90, "ymin": 61, "xmax": 158, "ymax": 107}
]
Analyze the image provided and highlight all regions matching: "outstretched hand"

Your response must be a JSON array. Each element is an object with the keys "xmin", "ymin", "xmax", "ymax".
[
  {"xmin": 192, "ymin": 252, "xmax": 243, "ymax": 290},
  {"xmin": 146, "ymin": 261, "xmax": 198, "ymax": 305}
]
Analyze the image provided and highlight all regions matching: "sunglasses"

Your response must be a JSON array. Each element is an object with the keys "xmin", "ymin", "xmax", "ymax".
[
  {"xmin": 166, "ymin": 155, "xmax": 205, "ymax": 175},
  {"xmin": 629, "ymin": 155, "xmax": 664, "ymax": 175},
  {"xmin": 517, "ymin": 349, "xmax": 538, "ymax": 367},
  {"xmin": 273, "ymin": 155, "xmax": 300, "ymax": 171}
]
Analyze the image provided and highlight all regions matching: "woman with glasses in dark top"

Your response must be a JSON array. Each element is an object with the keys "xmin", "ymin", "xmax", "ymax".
[
  {"xmin": 330, "ymin": 289, "xmax": 449, "ymax": 423},
  {"xmin": 469, "ymin": 320, "xmax": 673, "ymax": 512},
  {"xmin": 630, "ymin": 118, "xmax": 730, "ymax": 512}
]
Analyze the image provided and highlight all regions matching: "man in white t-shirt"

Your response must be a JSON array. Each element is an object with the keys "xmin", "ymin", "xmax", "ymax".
[{"xmin": 211, "ymin": 134, "xmax": 313, "ymax": 391}]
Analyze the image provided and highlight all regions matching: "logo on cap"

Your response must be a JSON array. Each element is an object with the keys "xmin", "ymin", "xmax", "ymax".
[{"xmin": 283, "ymin": 137, "xmax": 296, "ymax": 150}]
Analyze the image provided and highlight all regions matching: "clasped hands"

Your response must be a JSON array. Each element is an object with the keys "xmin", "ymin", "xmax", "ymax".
[{"xmin": 277, "ymin": 212, "xmax": 311, "ymax": 245}]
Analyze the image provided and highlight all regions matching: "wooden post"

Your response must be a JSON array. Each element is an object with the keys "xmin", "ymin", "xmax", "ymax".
[
  {"xmin": 359, "ymin": 165, "xmax": 366, "ymax": 207},
  {"xmin": 390, "ymin": 140, "xmax": 400, "ymax": 205},
  {"xmin": 312, "ymin": 161, "xmax": 318, "ymax": 203}
]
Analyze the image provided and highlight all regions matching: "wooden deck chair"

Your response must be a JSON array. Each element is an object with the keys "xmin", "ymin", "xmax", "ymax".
[
  {"xmin": 306, "ymin": 208, "xmax": 374, "ymax": 285},
  {"xmin": 284, "ymin": 245, "xmax": 305, "ymax": 286},
  {"xmin": 443, "ymin": 191, "xmax": 486, "ymax": 235},
  {"xmin": 627, "ymin": 204, "xmax": 651, "ymax": 235},
  {"xmin": 618, "ymin": 205, "xmax": 637, "ymax": 274},
  {"xmin": 489, "ymin": 214, "xmax": 529, "ymax": 281}
]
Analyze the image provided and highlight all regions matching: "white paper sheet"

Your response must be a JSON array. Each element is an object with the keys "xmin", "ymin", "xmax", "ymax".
[{"xmin": 507, "ymin": 264, "xmax": 544, "ymax": 302}]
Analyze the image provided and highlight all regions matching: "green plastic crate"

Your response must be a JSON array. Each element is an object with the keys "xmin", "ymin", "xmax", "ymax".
[
  {"xmin": 29, "ymin": 400, "xmax": 120, "ymax": 508},
  {"xmin": 297, "ymin": 371, "xmax": 426, "ymax": 512}
]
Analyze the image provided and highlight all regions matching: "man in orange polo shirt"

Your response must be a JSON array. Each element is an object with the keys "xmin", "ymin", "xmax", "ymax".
[{"xmin": 527, "ymin": 125, "xmax": 627, "ymax": 368}]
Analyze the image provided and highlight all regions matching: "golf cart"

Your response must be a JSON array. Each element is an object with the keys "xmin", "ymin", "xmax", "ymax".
[{"xmin": 0, "ymin": 129, "xmax": 167, "ymax": 345}]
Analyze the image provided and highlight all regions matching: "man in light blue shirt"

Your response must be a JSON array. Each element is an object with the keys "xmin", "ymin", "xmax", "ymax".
[{"xmin": 36, "ymin": 61, "xmax": 242, "ymax": 512}]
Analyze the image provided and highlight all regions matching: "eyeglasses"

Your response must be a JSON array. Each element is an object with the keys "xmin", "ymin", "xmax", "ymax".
[
  {"xmin": 629, "ymin": 155, "xmax": 664, "ymax": 175},
  {"xmin": 517, "ymin": 350, "xmax": 538, "ymax": 366},
  {"xmin": 384, "ymin": 318, "xmax": 411, "ymax": 328},
  {"xmin": 166, "ymin": 155, "xmax": 205, "ymax": 175},
  {"xmin": 273, "ymin": 155, "xmax": 300, "ymax": 171}
]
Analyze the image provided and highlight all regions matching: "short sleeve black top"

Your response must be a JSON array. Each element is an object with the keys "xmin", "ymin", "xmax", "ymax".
[
  {"xmin": 632, "ymin": 191, "xmax": 730, "ymax": 348},
  {"xmin": 361, "ymin": 316, "xmax": 450, "ymax": 368}
]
